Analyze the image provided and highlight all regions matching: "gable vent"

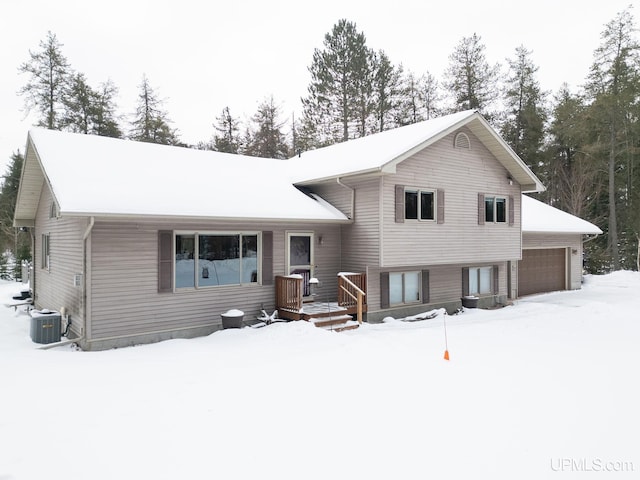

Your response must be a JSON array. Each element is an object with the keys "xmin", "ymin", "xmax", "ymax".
[{"xmin": 454, "ymin": 132, "xmax": 470, "ymax": 149}]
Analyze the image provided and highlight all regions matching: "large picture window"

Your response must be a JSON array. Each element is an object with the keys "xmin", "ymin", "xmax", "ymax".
[{"xmin": 175, "ymin": 232, "xmax": 259, "ymax": 289}]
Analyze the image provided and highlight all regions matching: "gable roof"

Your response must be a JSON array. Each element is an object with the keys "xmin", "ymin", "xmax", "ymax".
[
  {"xmin": 288, "ymin": 110, "xmax": 545, "ymax": 193},
  {"xmin": 14, "ymin": 129, "xmax": 349, "ymax": 225},
  {"xmin": 522, "ymin": 195, "xmax": 602, "ymax": 235},
  {"xmin": 14, "ymin": 111, "xmax": 545, "ymax": 226}
]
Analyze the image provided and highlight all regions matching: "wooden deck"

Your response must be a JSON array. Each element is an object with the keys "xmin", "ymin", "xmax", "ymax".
[{"xmin": 276, "ymin": 273, "xmax": 367, "ymax": 331}]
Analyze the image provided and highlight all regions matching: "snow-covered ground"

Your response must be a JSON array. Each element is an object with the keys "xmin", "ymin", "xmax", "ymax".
[{"xmin": 1, "ymin": 273, "xmax": 639, "ymax": 479}]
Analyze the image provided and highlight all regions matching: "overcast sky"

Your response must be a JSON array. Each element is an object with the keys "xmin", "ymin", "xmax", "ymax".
[{"xmin": 0, "ymin": 0, "xmax": 634, "ymax": 172}]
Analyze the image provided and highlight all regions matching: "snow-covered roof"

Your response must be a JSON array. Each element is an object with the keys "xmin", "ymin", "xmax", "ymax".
[
  {"xmin": 16, "ymin": 129, "xmax": 349, "ymax": 223},
  {"xmin": 522, "ymin": 195, "xmax": 602, "ymax": 234},
  {"xmin": 288, "ymin": 110, "xmax": 545, "ymax": 193},
  {"xmin": 15, "ymin": 112, "xmax": 546, "ymax": 224}
]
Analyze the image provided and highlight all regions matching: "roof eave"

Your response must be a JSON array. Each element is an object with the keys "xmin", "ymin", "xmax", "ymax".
[{"xmin": 58, "ymin": 211, "xmax": 353, "ymax": 225}]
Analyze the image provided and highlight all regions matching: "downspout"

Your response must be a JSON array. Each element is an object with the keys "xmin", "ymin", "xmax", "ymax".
[
  {"xmin": 79, "ymin": 216, "xmax": 95, "ymax": 342},
  {"xmin": 38, "ymin": 218, "xmax": 93, "ymax": 350},
  {"xmin": 336, "ymin": 177, "xmax": 355, "ymax": 220}
]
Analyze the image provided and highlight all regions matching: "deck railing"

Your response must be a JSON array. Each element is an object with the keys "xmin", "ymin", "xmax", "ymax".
[
  {"xmin": 338, "ymin": 273, "xmax": 367, "ymax": 324},
  {"xmin": 275, "ymin": 272, "xmax": 367, "ymax": 322},
  {"xmin": 275, "ymin": 275, "xmax": 303, "ymax": 312}
]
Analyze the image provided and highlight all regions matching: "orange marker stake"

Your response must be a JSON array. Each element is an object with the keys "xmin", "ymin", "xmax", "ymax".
[{"xmin": 443, "ymin": 314, "xmax": 450, "ymax": 361}]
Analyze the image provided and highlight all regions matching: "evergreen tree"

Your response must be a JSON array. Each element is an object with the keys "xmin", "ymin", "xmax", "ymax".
[
  {"xmin": 92, "ymin": 80, "xmax": 123, "ymax": 138},
  {"xmin": 444, "ymin": 33, "xmax": 501, "ymax": 116},
  {"xmin": 62, "ymin": 72, "xmax": 97, "ymax": 134},
  {"xmin": 302, "ymin": 19, "xmax": 374, "ymax": 144},
  {"xmin": 18, "ymin": 31, "xmax": 72, "ymax": 130},
  {"xmin": 395, "ymin": 70, "xmax": 424, "ymax": 125},
  {"xmin": 244, "ymin": 97, "xmax": 289, "ymax": 159},
  {"xmin": 212, "ymin": 107, "xmax": 241, "ymax": 154},
  {"xmin": 421, "ymin": 71, "xmax": 442, "ymax": 120},
  {"xmin": 130, "ymin": 75, "xmax": 179, "ymax": 145},
  {"xmin": 0, "ymin": 152, "xmax": 30, "ymax": 265},
  {"xmin": 372, "ymin": 50, "xmax": 401, "ymax": 132},
  {"xmin": 583, "ymin": 7, "xmax": 640, "ymax": 270},
  {"xmin": 501, "ymin": 45, "xmax": 547, "ymax": 178}
]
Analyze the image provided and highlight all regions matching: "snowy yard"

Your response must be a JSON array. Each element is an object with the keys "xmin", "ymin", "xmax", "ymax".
[{"xmin": 1, "ymin": 273, "xmax": 639, "ymax": 480}]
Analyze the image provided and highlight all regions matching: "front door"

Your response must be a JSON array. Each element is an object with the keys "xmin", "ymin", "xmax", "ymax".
[{"xmin": 287, "ymin": 233, "xmax": 314, "ymax": 297}]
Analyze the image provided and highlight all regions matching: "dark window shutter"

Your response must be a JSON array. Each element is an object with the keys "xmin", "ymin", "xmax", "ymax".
[
  {"xmin": 158, "ymin": 231, "xmax": 173, "ymax": 293},
  {"xmin": 436, "ymin": 189, "xmax": 445, "ymax": 224},
  {"xmin": 262, "ymin": 231, "xmax": 273, "ymax": 285},
  {"xmin": 395, "ymin": 185, "xmax": 405, "ymax": 223},
  {"xmin": 421, "ymin": 270, "xmax": 430, "ymax": 304},
  {"xmin": 478, "ymin": 193, "xmax": 485, "ymax": 225},
  {"xmin": 508, "ymin": 195, "xmax": 515, "ymax": 226},
  {"xmin": 493, "ymin": 265, "xmax": 499, "ymax": 295},
  {"xmin": 380, "ymin": 272, "xmax": 390, "ymax": 309},
  {"xmin": 462, "ymin": 267, "xmax": 469, "ymax": 296}
]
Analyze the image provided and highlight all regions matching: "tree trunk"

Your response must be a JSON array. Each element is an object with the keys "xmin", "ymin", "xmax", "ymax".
[{"xmin": 608, "ymin": 124, "xmax": 620, "ymax": 270}]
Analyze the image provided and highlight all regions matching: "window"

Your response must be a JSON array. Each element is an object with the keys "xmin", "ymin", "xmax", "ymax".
[
  {"xmin": 463, "ymin": 266, "xmax": 498, "ymax": 297},
  {"xmin": 381, "ymin": 270, "xmax": 430, "ymax": 308},
  {"xmin": 484, "ymin": 196, "xmax": 507, "ymax": 223},
  {"xmin": 405, "ymin": 189, "xmax": 435, "ymax": 221},
  {"xmin": 175, "ymin": 232, "xmax": 259, "ymax": 289},
  {"xmin": 389, "ymin": 271, "xmax": 421, "ymax": 305},
  {"xmin": 49, "ymin": 202, "xmax": 57, "ymax": 219},
  {"xmin": 41, "ymin": 234, "xmax": 50, "ymax": 270},
  {"xmin": 396, "ymin": 186, "xmax": 444, "ymax": 224}
]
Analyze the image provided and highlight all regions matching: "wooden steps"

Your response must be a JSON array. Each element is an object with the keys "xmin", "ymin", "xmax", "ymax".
[
  {"xmin": 278, "ymin": 301, "xmax": 361, "ymax": 331},
  {"xmin": 311, "ymin": 314, "xmax": 359, "ymax": 331}
]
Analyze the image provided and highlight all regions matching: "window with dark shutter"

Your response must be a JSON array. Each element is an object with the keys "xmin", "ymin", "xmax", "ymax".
[
  {"xmin": 421, "ymin": 270, "xmax": 430, "ymax": 303},
  {"xmin": 437, "ymin": 189, "xmax": 445, "ymax": 224},
  {"xmin": 262, "ymin": 231, "xmax": 273, "ymax": 285},
  {"xmin": 395, "ymin": 185, "xmax": 405, "ymax": 223},
  {"xmin": 158, "ymin": 231, "xmax": 173, "ymax": 293},
  {"xmin": 380, "ymin": 272, "xmax": 390, "ymax": 309},
  {"xmin": 508, "ymin": 195, "xmax": 515, "ymax": 226},
  {"xmin": 478, "ymin": 193, "xmax": 485, "ymax": 225}
]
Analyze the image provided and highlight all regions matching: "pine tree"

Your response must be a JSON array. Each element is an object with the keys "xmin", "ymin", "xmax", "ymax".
[
  {"xmin": 0, "ymin": 152, "xmax": 30, "ymax": 264},
  {"xmin": 62, "ymin": 72, "xmax": 97, "ymax": 134},
  {"xmin": 395, "ymin": 70, "xmax": 424, "ymax": 125},
  {"xmin": 92, "ymin": 80, "xmax": 123, "ymax": 138},
  {"xmin": 501, "ymin": 46, "xmax": 547, "ymax": 177},
  {"xmin": 130, "ymin": 75, "xmax": 179, "ymax": 145},
  {"xmin": 421, "ymin": 71, "xmax": 442, "ymax": 120},
  {"xmin": 372, "ymin": 50, "xmax": 401, "ymax": 132},
  {"xmin": 18, "ymin": 31, "xmax": 72, "ymax": 130},
  {"xmin": 444, "ymin": 33, "xmax": 501, "ymax": 116},
  {"xmin": 302, "ymin": 19, "xmax": 374, "ymax": 144},
  {"xmin": 212, "ymin": 107, "xmax": 241, "ymax": 154},
  {"xmin": 583, "ymin": 7, "xmax": 640, "ymax": 270},
  {"xmin": 244, "ymin": 97, "xmax": 289, "ymax": 159}
]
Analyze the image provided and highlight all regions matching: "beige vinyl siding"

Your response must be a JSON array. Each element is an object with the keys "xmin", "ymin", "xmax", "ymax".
[
  {"xmin": 88, "ymin": 220, "xmax": 341, "ymax": 341},
  {"xmin": 382, "ymin": 128, "xmax": 522, "ymax": 267},
  {"xmin": 523, "ymin": 232, "xmax": 583, "ymax": 290},
  {"xmin": 367, "ymin": 261, "xmax": 509, "ymax": 319},
  {"xmin": 312, "ymin": 182, "xmax": 353, "ymax": 218},
  {"xmin": 339, "ymin": 177, "xmax": 381, "ymax": 272},
  {"xmin": 33, "ymin": 185, "xmax": 85, "ymax": 336}
]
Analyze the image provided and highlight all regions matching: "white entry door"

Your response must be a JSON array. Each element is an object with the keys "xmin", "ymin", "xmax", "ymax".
[{"xmin": 287, "ymin": 233, "xmax": 314, "ymax": 297}]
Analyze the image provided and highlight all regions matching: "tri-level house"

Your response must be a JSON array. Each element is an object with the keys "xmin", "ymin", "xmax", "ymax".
[{"xmin": 14, "ymin": 110, "xmax": 599, "ymax": 350}]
